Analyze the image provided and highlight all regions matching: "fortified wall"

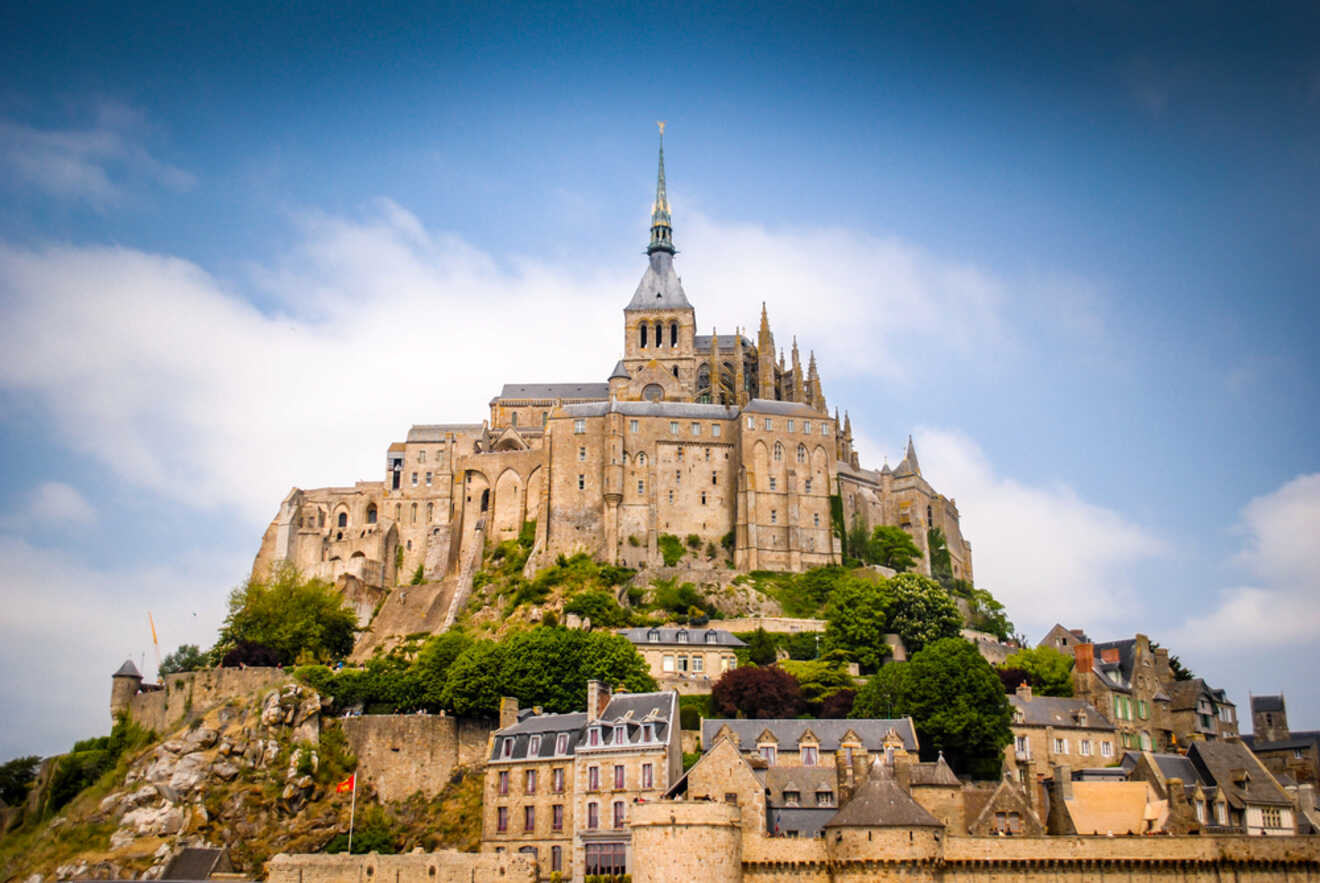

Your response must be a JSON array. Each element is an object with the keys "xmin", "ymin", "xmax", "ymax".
[
  {"xmin": 114, "ymin": 667, "xmax": 291, "ymax": 734},
  {"xmin": 267, "ymin": 850, "xmax": 535, "ymax": 883},
  {"xmin": 339, "ymin": 715, "xmax": 493, "ymax": 802},
  {"xmin": 631, "ymin": 802, "xmax": 1320, "ymax": 883}
]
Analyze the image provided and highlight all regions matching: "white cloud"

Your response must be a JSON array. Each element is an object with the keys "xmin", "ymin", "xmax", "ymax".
[
  {"xmin": 914, "ymin": 428, "xmax": 1166, "ymax": 638},
  {"xmin": 27, "ymin": 481, "xmax": 96, "ymax": 525},
  {"xmin": 1171, "ymin": 473, "xmax": 1320, "ymax": 649},
  {"xmin": 0, "ymin": 101, "xmax": 194, "ymax": 206},
  {"xmin": 0, "ymin": 202, "xmax": 1017, "ymax": 526}
]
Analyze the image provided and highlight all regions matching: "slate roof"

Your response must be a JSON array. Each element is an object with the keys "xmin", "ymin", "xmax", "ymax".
[
  {"xmin": 114, "ymin": 659, "xmax": 142, "ymax": 678},
  {"xmin": 765, "ymin": 766, "xmax": 837, "ymax": 806},
  {"xmin": 1091, "ymin": 638, "xmax": 1137, "ymax": 692},
  {"xmin": 162, "ymin": 847, "xmax": 232, "ymax": 880},
  {"xmin": 1245, "ymin": 731, "xmax": 1320, "ymax": 752},
  {"xmin": 1121, "ymin": 750, "xmax": 1204, "ymax": 786},
  {"xmin": 406, "ymin": 424, "xmax": 484, "ymax": 442},
  {"xmin": 1251, "ymin": 695, "xmax": 1285, "ymax": 714},
  {"xmin": 562, "ymin": 400, "xmax": 739, "ymax": 419},
  {"xmin": 489, "ymin": 691, "xmax": 677, "ymax": 762},
  {"xmin": 1188, "ymin": 740, "xmax": 1292, "ymax": 808},
  {"xmin": 741, "ymin": 398, "xmax": 827, "ymax": 418},
  {"xmin": 618, "ymin": 626, "xmax": 746, "ymax": 647},
  {"xmin": 908, "ymin": 755, "xmax": 961, "ymax": 786},
  {"xmin": 702, "ymin": 718, "xmax": 918, "ymax": 753},
  {"xmin": 825, "ymin": 762, "xmax": 942, "ymax": 828},
  {"xmin": 1009, "ymin": 695, "xmax": 1114, "ymax": 731},
  {"xmin": 493, "ymin": 383, "xmax": 610, "ymax": 402},
  {"xmin": 1168, "ymin": 679, "xmax": 1234, "ymax": 712},
  {"xmin": 771, "ymin": 806, "xmax": 838, "ymax": 836},
  {"xmin": 608, "ymin": 360, "xmax": 630, "ymax": 380},
  {"xmin": 626, "ymin": 251, "xmax": 692, "ymax": 311},
  {"xmin": 694, "ymin": 334, "xmax": 754, "ymax": 352}
]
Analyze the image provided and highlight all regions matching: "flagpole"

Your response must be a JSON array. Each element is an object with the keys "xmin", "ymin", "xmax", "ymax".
[{"xmin": 348, "ymin": 774, "xmax": 357, "ymax": 853}]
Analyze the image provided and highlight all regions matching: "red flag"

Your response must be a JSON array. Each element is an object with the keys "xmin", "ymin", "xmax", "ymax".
[{"xmin": 336, "ymin": 775, "xmax": 355, "ymax": 793}]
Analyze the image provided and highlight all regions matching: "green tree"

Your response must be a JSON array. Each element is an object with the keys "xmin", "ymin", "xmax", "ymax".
[
  {"xmin": 927, "ymin": 527, "xmax": 952, "ymax": 581},
  {"xmin": 822, "ymin": 577, "xmax": 894, "ymax": 674},
  {"xmin": 845, "ymin": 514, "xmax": 872, "ymax": 565},
  {"xmin": 415, "ymin": 631, "xmax": 474, "ymax": 708},
  {"xmin": 158, "ymin": 643, "xmax": 206, "ymax": 675},
  {"xmin": 880, "ymin": 637, "xmax": 1011, "ymax": 779},
  {"xmin": 870, "ymin": 526, "xmax": 921, "ymax": 572},
  {"xmin": 441, "ymin": 639, "xmax": 509, "ymax": 716},
  {"xmin": 780, "ymin": 656, "xmax": 855, "ymax": 713},
  {"xmin": 563, "ymin": 590, "xmax": 630, "ymax": 627},
  {"xmin": 0, "ymin": 755, "xmax": 40, "ymax": 806},
  {"xmin": 885, "ymin": 573, "xmax": 962, "ymax": 653},
  {"xmin": 216, "ymin": 564, "xmax": 357, "ymax": 666},
  {"xmin": 745, "ymin": 628, "xmax": 778, "ymax": 666},
  {"xmin": 966, "ymin": 587, "xmax": 1014, "ymax": 642},
  {"xmin": 1001, "ymin": 646, "xmax": 1074, "ymax": 697},
  {"xmin": 850, "ymin": 661, "xmax": 911, "ymax": 720},
  {"xmin": 658, "ymin": 534, "xmax": 685, "ymax": 566}
]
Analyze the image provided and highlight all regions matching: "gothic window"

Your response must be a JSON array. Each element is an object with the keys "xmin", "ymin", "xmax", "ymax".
[
  {"xmin": 366, "ymin": 504, "xmax": 377, "ymax": 524},
  {"xmin": 797, "ymin": 444, "xmax": 807, "ymax": 463},
  {"xmin": 773, "ymin": 442, "xmax": 783, "ymax": 462},
  {"xmin": 640, "ymin": 323, "xmax": 647, "ymax": 348},
  {"xmin": 410, "ymin": 503, "xmax": 417, "ymax": 525},
  {"xmin": 637, "ymin": 452, "xmax": 647, "ymax": 466},
  {"xmin": 337, "ymin": 511, "xmax": 348, "ymax": 528}
]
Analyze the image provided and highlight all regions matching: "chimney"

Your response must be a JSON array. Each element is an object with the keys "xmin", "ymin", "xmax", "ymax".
[
  {"xmin": 1016, "ymin": 681, "xmax": 1034, "ymax": 702},
  {"xmin": 587, "ymin": 679, "xmax": 611, "ymax": 722},
  {"xmin": 894, "ymin": 753, "xmax": 913, "ymax": 793},
  {"xmin": 835, "ymin": 751, "xmax": 857, "ymax": 805},
  {"xmin": 1053, "ymin": 765, "xmax": 1073, "ymax": 801},
  {"xmin": 1153, "ymin": 647, "xmax": 1171, "ymax": 682},
  {"xmin": 1074, "ymin": 643, "xmax": 1095, "ymax": 675},
  {"xmin": 499, "ymin": 696, "xmax": 520, "ymax": 730}
]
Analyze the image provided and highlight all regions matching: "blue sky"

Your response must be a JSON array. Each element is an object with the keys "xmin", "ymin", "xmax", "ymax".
[{"xmin": 1, "ymin": 1, "xmax": 1317, "ymax": 757}]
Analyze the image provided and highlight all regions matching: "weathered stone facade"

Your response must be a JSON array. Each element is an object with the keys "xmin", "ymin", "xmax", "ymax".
[
  {"xmin": 249, "ymin": 135, "xmax": 973, "ymax": 620},
  {"xmin": 339, "ymin": 714, "xmax": 492, "ymax": 802}
]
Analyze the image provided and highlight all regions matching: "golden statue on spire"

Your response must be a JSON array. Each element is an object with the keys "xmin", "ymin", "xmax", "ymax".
[{"xmin": 657, "ymin": 120, "xmax": 666, "ymax": 135}]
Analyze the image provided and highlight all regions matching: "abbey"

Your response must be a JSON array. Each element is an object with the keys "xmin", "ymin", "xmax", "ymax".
[{"xmin": 252, "ymin": 133, "xmax": 973, "ymax": 591}]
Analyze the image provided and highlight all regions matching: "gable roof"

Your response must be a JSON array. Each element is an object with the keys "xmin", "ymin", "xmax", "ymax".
[
  {"xmin": 741, "ymin": 398, "xmax": 827, "ymax": 418},
  {"xmin": 1009, "ymin": 695, "xmax": 1114, "ymax": 730},
  {"xmin": 489, "ymin": 690, "xmax": 677, "ymax": 762},
  {"xmin": 908, "ymin": 754, "xmax": 960, "ymax": 787},
  {"xmin": 1188, "ymin": 740, "xmax": 1292, "ymax": 808},
  {"xmin": 618, "ymin": 626, "xmax": 746, "ymax": 647},
  {"xmin": 702, "ymin": 718, "xmax": 917, "ymax": 753},
  {"xmin": 1064, "ymin": 781, "xmax": 1162, "ymax": 835},
  {"xmin": 825, "ymin": 762, "xmax": 942, "ymax": 828},
  {"xmin": 765, "ymin": 766, "xmax": 837, "ymax": 805}
]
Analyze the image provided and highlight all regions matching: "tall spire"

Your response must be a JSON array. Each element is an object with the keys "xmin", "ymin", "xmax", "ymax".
[
  {"xmin": 734, "ymin": 327, "xmax": 747, "ymax": 406},
  {"xmin": 791, "ymin": 337, "xmax": 804, "ymax": 402},
  {"xmin": 647, "ymin": 122, "xmax": 675, "ymax": 255}
]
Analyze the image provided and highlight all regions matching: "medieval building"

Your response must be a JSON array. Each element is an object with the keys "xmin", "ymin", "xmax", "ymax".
[{"xmin": 251, "ymin": 131, "xmax": 973, "ymax": 596}]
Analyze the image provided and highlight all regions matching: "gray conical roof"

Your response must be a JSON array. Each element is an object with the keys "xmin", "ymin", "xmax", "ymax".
[
  {"xmin": 609, "ymin": 360, "xmax": 630, "ymax": 380},
  {"xmin": 625, "ymin": 250, "xmax": 691, "ymax": 311},
  {"xmin": 825, "ymin": 760, "xmax": 943, "ymax": 828},
  {"xmin": 114, "ymin": 659, "xmax": 143, "ymax": 678}
]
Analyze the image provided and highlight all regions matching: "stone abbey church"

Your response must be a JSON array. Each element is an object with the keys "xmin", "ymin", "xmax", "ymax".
[{"xmin": 252, "ymin": 133, "xmax": 973, "ymax": 597}]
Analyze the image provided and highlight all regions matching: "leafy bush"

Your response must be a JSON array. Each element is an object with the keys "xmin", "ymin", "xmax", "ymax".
[
  {"xmin": 651, "ymin": 580, "xmax": 713, "ymax": 620},
  {"xmin": 517, "ymin": 520, "xmax": 537, "ymax": 549},
  {"xmin": 711, "ymin": 665, "xmax": 804, "ymax": 719},
  {"xmin": 0, "ymin": 754, "xmax": 40, "ymax": 805},
  {"xmin": 685, "ymin": 534, "xmax": 701, "ymax": 549},
  {"xmin": 999, "ymin": 646, "xmax": 1073, "ymax": 696},
  {"xmin": 158, "ymin": 643, "xmax": 206, "ymax": 675},
  {"xmin": 410, "ymin": 564, "xmax": 425, "ymax": 585},
  {"xmin": 215, "ymin": 563, "xmax": 357, "ymax": 666},
  {"xmin": 564, "ymin": 590, "xmax": 630, "ymax": 627},
  {"xmin": 658, "ymin": 534, "xmax": 685, "ymax": 566},
  {"xmin": 43, "ymin": 716, "xmax": 154, "ymax": 816},
  {"xmin": 325, "ymin": 804, "xmax": 397, "ymax": 854}
]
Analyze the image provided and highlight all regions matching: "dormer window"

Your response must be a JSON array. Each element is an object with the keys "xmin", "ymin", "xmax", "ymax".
[
  {"xmin": 759, "ymin": 745, "xmax": 777, "ymax": 764},
  {"xmin": 647, "ymin": 628, "xmax": 661, "ymax": 642},
  {"xmin": 676, "ymin": 630, "xmax": 689, "ymax": 643},
  {"xmin": 801, "ymin": 746, "xmax": 819, "ymax": 766},
  {"xmin": 501, "ymin": 737, "xmax": 514, "ymax": 759},
  {"xmin": 556, "ymin": 733, "xmax": 569, "ymax": 754},
  {"xmin": 705, "ymin": 630, "xmax": 718, "ymax": 644},
  {"xmin": 783, "ymin": 789, "xmax": 800, "ymax": 806},
  {"xmin": 815, "ymin": 789, "xmax": 834, "ymax": 807},
  {"xmin": 529, "ymin": 735, "xmax": 542, "ymax": 755},
  {"xmin": 613, "ymin": 725, "xmax": 627, "ymax": 744},
  {"xmin": 589, "ymin": 727, "xmax": 601, "ymax": 747},
  {"xmin": 642, "ymin": 723, "xmax": 654, "ymax": 742}
]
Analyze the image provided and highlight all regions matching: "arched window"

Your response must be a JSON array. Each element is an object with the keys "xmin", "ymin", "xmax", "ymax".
[
  {"xmin": 670, "ymin": 322, "xmax": 678, "ymax": 346},
  {"xmin": 640, "ymin": 323, "xmax": 647, "ymax": 348},
  {"xmin": 366, "ymin": 504, "xmax": 377, "ymax": 525},
  {"xmin": 410, "ymin": 503, "xmax": 417, "ymax": 525},
  {"xmin": 426, "ymin": 502, "xmax": 433, "ymax": 523},
  {"xmin": 511, "ymin": 411, "xmax": 518, "ymax": 427},
  {"xmin": 337, "ymin": 511, "xmax": 348, "ymax": 528},
  {"xmin": 797, "ymin": 444, "xmax": 807, "ymax": 464},
  {"xmin": 672, "ymin": 365, "xmax": 679, "ymax": 378},
  {"xmin": 637, "ymin": 452, "xmax": 647, "ymax": 466},
  {"xmin": 655, "ymin": 322, "xmax": 663, "ymax": 348},
  {"xmin": 773, "ymin": 442, "xmax": 783, "ymax": 462}
]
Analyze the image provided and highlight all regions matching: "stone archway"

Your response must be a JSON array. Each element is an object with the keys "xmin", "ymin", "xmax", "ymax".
[{"xmin": 493, "ymin": 467, "xmax": 523, "ymax": 540}]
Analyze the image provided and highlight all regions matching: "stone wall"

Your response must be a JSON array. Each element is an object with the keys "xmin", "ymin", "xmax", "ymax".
[
  {"xmin": 125, "ymin": 668, "xmax": 290, "ymax": 735},
  {"xmin": 341, "ymin": 715, "xmax": 493, "ymax": 802},
  {"xmin": 630, "ymin": 801, "xmax": 743, "ymax": 883},
  {"xmin": 267, "ymin": 850, "xmax": 535, "ymax": 883},
  {"xmin": 715, "ymin": 616, "xmax": 826, "ymax": 634}
]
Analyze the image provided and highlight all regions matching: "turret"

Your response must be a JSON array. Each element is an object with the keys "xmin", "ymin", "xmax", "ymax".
[
  {"xmin": 791, "ymin": 337, "xmax": 804, "ymax": 402},
  {"xmin": 733, "ymin": 329, "xmax": 747, "ymax": 406},
  {"xmin": 757, "ymin": 303, "xmax": 775, "ymax": 400},
  {"xmin": 707, "ymin": 328, "xmax": 720, "ymax": 404},
  {"xmin": 110, "ymin": 659, "xmax": 143, "ymax": 720},
  {"xmin": 808, "ymin": 351, "xmax": 826, "ymax": 414}
]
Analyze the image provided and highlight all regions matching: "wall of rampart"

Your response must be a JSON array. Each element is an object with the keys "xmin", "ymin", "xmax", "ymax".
[
  {"xmin": 631, "ymin": 801, "xmax": 743, "ymax": 883},
  {"xmin": 716, "ymin": 616, "xmax": 825, "ymax": 634},
  {"xmin": 125, "ymin": 668, "xmax": 290, "ymax": 734},
  {"xmin": 267, "ymin": 850, "xmax": 535, "ymax": 883},
  {"xmin": 341, "ymin": 715, "xmax": 493, "ymax": 802}
]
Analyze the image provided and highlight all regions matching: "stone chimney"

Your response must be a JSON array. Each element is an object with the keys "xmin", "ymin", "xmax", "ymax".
[
  {"xmin": 835, "ymin": 751, "xmax": 858, "ymax": 805},
  {"xmin": 1016, "ymin": 681, "xmax": 1034, "ymax": 702},
  {"xmin": 1153, "ymin": 647, "xmax": 1172, "ymax": 682},
  {"xmin": 1046, "ymin": 765, "xmax": 1076, "ymax": 835},
  {"xmin": 587, "ymin": 680, "xmax": 612, "ymax": 722},
  {"xmin": 499, "ymin": 696, "xmax": 520, "ymax": 730},
  {"xmin": 1073, "ymin": 643, "xmax": 1095, "ymax": 675},
  {"xmin": 893, "ymin": 753, "xmax": 914, "ymax": 793},
  {"xmin": 1164, "ymin": 777, "xmax": 1197, "ymax": 834}
]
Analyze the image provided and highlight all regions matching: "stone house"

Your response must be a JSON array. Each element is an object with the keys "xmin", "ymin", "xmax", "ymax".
[
  {"xmin": 1166, "ymin": 678, "xmax": 1239, "ymax": 745},
  {"xmin": 1184, "ymin": 739, "xmax": 1298, "ymax": 835},
  {"xmin": 481, "ymin": 682, "xmax": 680, "ymax": 880},
  {"xmin": 251, "ymin": 133, "xmax": 973, "ymax": 594},
  {"xmin": 1006, "ymin": 683, "xmax": 1116, "ymax": 795},
  {"xmin": 617, "ymin": 626, "xmax": 743, "ymax": 693},
  {"xmin": 1244, "ymin": 694, "xmax": 1320, "ymax": 786},
  {"xmin": 1121, "ymin": 750, "xmax": 1229, "ymax": 833},
  {"xmin": 1071, "ymin": 635, "xmax": 1173, "ymax": 751}
]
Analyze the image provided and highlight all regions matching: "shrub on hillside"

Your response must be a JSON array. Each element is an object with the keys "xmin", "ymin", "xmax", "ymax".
[
  {"xmin": 711, "ymin": 665, "xmax": 804, "ymax": 719},
  {"xmin": 216, "ymin": 563, "xmax": 357, "ymax": 666}
]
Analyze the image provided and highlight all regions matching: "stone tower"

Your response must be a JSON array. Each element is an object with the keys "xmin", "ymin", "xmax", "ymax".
[
  {"xmin": 621, "ymin": 124, "xmax": 698, "ymax": 398},
  {"xmin": 110, "ymin": 658, "xmax": 143, "ymax": 720}
]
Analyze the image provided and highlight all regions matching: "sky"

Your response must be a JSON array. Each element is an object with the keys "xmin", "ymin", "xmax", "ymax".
[{"xmin": 1, "ymin": 0, "xmax": 1317, "ymax": 759}]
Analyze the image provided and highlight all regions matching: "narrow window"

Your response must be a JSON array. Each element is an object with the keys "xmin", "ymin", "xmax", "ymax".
[
  {"xmin": 510, "ymin": 411, "xmax": 518, "ymax": 428},
  {"xmin": 774, "ymin": 442, "xmax": 783, "ymax": 462},
  {"xmin": 426, "ymin": 471, "xmax": 432, "ymax": 486},
  {"xmin": 552, "ymin": 806, "xmax": 564, "ymax": 832},
  {"xmin": 637, "ymin": 479, "xmax": 645, "ymax": 494},
  {"xmin": 578, "ymin": 474, "xmax": 585, "ymax": 490},
  {"xmin": 769, "ymin": 477, "xmax": 777, "ymax": 491},
  {"xmin": 787, "ymin": 419, "xmax": 795, "ymax": 432},
  {"xmin": 529, "ymin": 735, "xmax": 541, "ymax": 754},
  {"xmin": 668, "ymin": 490, "xmax": 674, "ymax": 503},
  {"xmin": 640, "ymin": 323, "xmax": 648, "ymax": 347},
  {"xmin": 770, "ymin": 508, "xmax": 777, "ymax": 523},
  {"xmin": 587, "ymin": 802, "xmax": 599, "ymax": 830},
  {"xmin": 613, "ymin": 800, "xmax": 626, "ymax": 828},
  {"xmin": 410, "ymin": 503, "xmax": 417, "ymax": 525},
  {"xmin": 614, "ymin": 764, "xmax": 625, "ymax": 789},
  {"xmin": 670, "ymin": 322, "xmax": 678, "ymax": 346},
  {"xmin": 655, "ymin": 322, "xmax": 662, "ymax": 347},
  {"xmin": 630, "ymin": 419, "xmax": 639, "ymax": 433},
  {"xmin": 797, "ymin": 444, "xmax": 806, "ymax": 463},
  {"xmin": 411, "ymin": 472, "xmax": 418, "ymax": 487},
  {"xmin": 426, "ymin": 502, "xmax": 433, "ymax": 522},
  {"xmin": 670, "ymin": 421, "xmax": 679, "ymax": 434},
  {"xmin": 551, "ymin": 845, "xmax": 562, "ymax": 870},
  {"xmin": 691, "ymin": 422, "xmax": 700, "ymax": 436},
  {"xmin": 747, "ymin": 416, "xmax": 755, "ymax": 429},
  {"xmin": 804, "ymin": 478, "xmax": 812, "ymax": 493},
  {"xmin": 578, "ymin": 445, "xmax": 587, "ymax": 461},
  {"xmin": 712, "ymin": 424, "xmax": 721, "ymax": 437},
  {"xmin": 574, "ymin": 419, "xmax": 586, "ymax": 434},
  {"xmin": 553, "ymin": 767, "xmax": 565, "ymax": 791},
  {"xmin": 588, "ymin": 765, "xmax": 600, "ymax": 790},
  {"xmin": 555, "ymin": 733, "xmax": 568, "ymax": 755},
  {"xmin": 803, "ymin": 421, "xmax": 812, "ymax": 433},
  {"xmin": 499, "ymin": 770, "xmax": 509, "ymax": 794},
  {"xmin": 523, "ymin": 806, "xmax": 535, "ymax": 832},
  {"xmin": 700, "ymin": 492, "xmax": 707, "ymax": 505},
  {"xmin": 338, "ymin": 511, "xmax": 348, "ymax": 528},
  {"xmin": 418, "ymin": 450, "xmax": 426, "ymax": 463},
  {"xmin": 526, "ymin": 769, "xmax": 537, "ymax": 794},
  {"xmin": 497, "ymin": 806, "xmax": 508, "ymax": 833},
  {"xmin": 366, "ymin": 504, "xmax": 377, "ymax": 524},
  {"xmin": 764, "ymin": 418, "xmax": 773, "ymax": 430},
  {"xmin": 642, "ymin": 763, "xmax": 654, "ymax": 788}
]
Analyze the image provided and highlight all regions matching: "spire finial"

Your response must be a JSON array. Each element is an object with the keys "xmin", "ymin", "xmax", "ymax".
[{"xmin": 647, "ymin": 124, "xmax": 675, "ymax": 255}]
